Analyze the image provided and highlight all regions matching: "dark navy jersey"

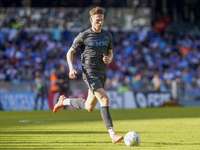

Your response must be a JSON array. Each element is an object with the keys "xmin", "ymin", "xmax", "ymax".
[{"xmin": 71, "ymin": 28, "xmax": 113, "ymax": 81}]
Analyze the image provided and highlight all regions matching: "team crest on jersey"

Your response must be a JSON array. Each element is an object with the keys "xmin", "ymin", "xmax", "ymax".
[
  {"xmin": 89, "ymin": 41, "xmax": 95, "ymax": 47},
  {"xmin": 104, "ymin": 36, "xmax": 108, "ymax": 39}
]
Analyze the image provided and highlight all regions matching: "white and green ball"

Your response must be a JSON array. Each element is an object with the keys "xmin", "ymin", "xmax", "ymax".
[{"xmin": 124, "ymin": 131, "xmax": 141, "ymax": 146}]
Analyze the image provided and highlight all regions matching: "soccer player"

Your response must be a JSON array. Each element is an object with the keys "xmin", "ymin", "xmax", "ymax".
[{"xmin": 53, "ymin": 6, "xmax": 123, "ymax": 144}]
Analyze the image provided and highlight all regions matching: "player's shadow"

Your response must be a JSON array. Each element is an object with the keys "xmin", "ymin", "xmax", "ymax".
[
  {"xmin": 55, "ymin": 107, "xmax": 200, "ymax": 122},
  {"xmin": 107, "ymin": 107, "xmax": 200, "ymax": 121},
  {"xmin": 142, "ymin": 142, "xmax": 200, "ymax": 146},
  {"xmin": 0, "ymin": 130, "xmax": 109, "ymax": 135},
  {"xmin": 67, "ymin": 141, "xmax": 111, "ymax": 143}
]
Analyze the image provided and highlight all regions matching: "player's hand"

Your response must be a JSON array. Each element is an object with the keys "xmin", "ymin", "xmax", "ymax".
[
  {"xmin": 102, "ymin": 54, "xmax": 111, "ymax": 64},
  {"xmin": 69, "ymin": 69, "xmax": 77, "ymax": 79}
]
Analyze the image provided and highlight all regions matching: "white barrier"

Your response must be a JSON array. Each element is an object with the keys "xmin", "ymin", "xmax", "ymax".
[
  {"xmin": 0, "ymin": 93, "xmax": 49, "ymax": 111},
  {"xmin": 95, "ymin": 91, "xmax": 171, "ymax": 109},
  {"xmin": 0, "ymin": 91, "xmax": 171, "ymax": 111}
]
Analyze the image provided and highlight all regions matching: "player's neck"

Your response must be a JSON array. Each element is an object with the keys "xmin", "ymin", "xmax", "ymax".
[{"xmin": 91, "ymin": 27, "xmax": 101, "ymax": 33}]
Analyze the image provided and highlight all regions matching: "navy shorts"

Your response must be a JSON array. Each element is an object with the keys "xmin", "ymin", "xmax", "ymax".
[{"xmin": 83, "ymin": 77, "xmax": 106, "ymax": 93}]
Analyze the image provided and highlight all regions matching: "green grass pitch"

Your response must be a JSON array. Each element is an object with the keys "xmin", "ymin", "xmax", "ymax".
[{"xmin": 0, "ymin": 107, "xmax": 200, "ymax": 150}]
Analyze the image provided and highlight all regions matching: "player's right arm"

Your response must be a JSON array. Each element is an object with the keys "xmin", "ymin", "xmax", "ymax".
[
  {"xmin": 67, "ymin": 47, "xmax": 77, "ymax": 79},
  {"xmin": 67, "ymin": 32, "xmax": 83, "ymax": 79}
]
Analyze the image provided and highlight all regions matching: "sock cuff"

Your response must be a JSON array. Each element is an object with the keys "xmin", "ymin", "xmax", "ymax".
[
  {"xmin": 101, "ymin": 106, "xmax": 109, "ymax": 108},
  {"xmin": 63, "ymin": 98, "xmax": 70, "ymax": 105}
]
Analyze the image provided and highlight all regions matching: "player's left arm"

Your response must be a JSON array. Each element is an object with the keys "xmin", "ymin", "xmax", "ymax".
[
  {"xmin": 103, "ymin": 49, "xmax": 113, "ymax": 64},
  {"xmin": 103, "ymin": 32, "xmax": 113, "ymax": 64},
  {"xmin": 108, "ymin": 49, "xmax": 113, "ymax": 62}
]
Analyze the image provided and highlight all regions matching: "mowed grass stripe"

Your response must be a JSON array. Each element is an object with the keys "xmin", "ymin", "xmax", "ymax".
[{"xmin": 0, "ymin": 107, "xmax": 200, "ymax": 149}]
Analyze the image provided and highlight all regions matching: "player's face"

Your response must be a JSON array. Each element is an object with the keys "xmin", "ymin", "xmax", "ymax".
[{"xmin": 90, "ymin": 14, "xmax": 104, "ymax": 32}]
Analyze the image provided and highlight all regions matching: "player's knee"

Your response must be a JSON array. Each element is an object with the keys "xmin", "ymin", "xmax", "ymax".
[
  {"xmin": 101, "ymin": 96, "xmax": 109, "ymax": 106},
  {"xmin": 85, "ymin": 105, "xmax": 94, "ymax": 112}
]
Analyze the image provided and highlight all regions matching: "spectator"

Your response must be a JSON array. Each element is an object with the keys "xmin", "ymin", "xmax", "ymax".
[
  {"xmin": 33, "ymin": 71, "xmax": 46, "ymax": 110},
  {"xmin": 130, "ymin": 74, "xmax": 141, "ymax": 89},
  {"xmin": 5, "ymin": 65, "xmax": 17, "ymax": 81},
  {"xmin": 182, "ymin": 71, "xmax": 193, "ymax": 84},
  {"xmin": 196, "ymin": 75, "xmax": 200, "ymax": 89},
  {"xmin": 0, "ymin": 69, "xmax": 6, "ymax": 82},
  {"xmin": 0, "ymin": 26, "xmax": 7, "ymax": 46},
  {"xmin": 51, "ymin": 24, "xmax": 61, "ymax": 41},
  {"xmin": 118, "ymin": 75, "xmax": 132, "ymax": 92},
  {"xmin": 50, "ymin": 68, "xmax": 60, "ymax": 93},
  {"xmin": 179, "ymin": 35, "xmax": 193, "ymax": 56},
  {"xmin": 154, "ymin": 12, "xmax": 170, "ymax": 32},
  {"xmin": 190, "ymin": 25, "xmax": 200, "ymax": 38},
  {"xmin": 111, "ymin": 77, "xmax": 121, "ymax": 90},
  {"xmin": 62, "ymin": 25, "xmax": 71, "ymax": 42},
  {"xmin": 57, "ymin": 65, "xmax": 71, "ymax": 97},
  {"xmin": 162, "ymin": 69, "xmax": 174, "ymax": 81},
  {"xmin": 7, "ymin": 25, "xmax": 18, "ymax": 42},
  {"xmin": 151, "ymin": 74, "xmax": 162, "ymax": 91}
]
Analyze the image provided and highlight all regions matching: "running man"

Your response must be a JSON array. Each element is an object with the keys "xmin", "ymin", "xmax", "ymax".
[{"xmin": 53, "ymin": 6, "xmax": 123, "ymax": 144}]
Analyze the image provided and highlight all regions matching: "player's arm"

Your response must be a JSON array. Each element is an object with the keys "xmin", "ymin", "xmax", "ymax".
[
  {"xmin": 108, "ymin": 49, "xmax": 113, "ymax": 62},
  {"xmin": 66, "ymin": 47, "xmax": 77, "ymax": 79},
  {"xmin": 67, "ymin": 32, "xmax": 83, "ymax": 79},
  {"xmin": 103, "ymin": 49, "xmax": 113, "ymax": 64},
  {"xmin": 32, "ymin": 82, "xmax": 36, "ymax": 92}
]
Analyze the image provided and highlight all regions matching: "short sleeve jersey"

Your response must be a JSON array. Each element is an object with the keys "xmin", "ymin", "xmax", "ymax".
[{"xmin": 71, "ymin": 28, "xmax": 113, "ymax": 81}]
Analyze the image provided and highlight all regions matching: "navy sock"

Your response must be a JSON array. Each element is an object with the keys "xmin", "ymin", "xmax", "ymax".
[{"xmin": 101, "ymin": 106, "xmax": 113, "ymax": 129}]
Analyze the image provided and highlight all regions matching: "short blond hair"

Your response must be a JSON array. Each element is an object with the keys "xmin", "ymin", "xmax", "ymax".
[{"xmin": 89, "ymin": 7, "xmax": 104, "ymax": 16}]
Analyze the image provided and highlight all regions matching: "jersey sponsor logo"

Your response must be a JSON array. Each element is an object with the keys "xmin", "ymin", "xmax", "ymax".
[
  {"xmin": 96, "ymin": 41, "xmax": 109, "ymax": 46},
  {"xmin": 89, "ymin": 41, "xmax": 109, "ymax": 47}
]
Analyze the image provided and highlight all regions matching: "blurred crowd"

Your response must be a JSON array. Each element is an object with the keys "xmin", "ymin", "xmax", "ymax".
[
  {"xmin": 106, "ymin": 25, "xmax": 200, "ymax": 94},
  {"xmin": 0, "ymin": 7, "xmax": 200, "ymax": 94},
  {"xmin": 0, "ymin": 7, "xmax": 150, "ymax": 30},
  {"xmin": 0, "ymin": 7, "xmax": 85, "ymax": 29}
]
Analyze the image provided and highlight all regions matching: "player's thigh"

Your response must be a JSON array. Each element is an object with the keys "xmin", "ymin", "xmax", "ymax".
[
  {"xmin": 94, "ymin": 88, "xmax": 109, "ymax": 106},
  {"xmin": 85, "ymin": 89, "xmax": 98, "ymax": 110}
]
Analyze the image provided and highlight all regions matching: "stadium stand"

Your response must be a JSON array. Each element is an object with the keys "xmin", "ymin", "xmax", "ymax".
[{"xmin": 0, "ymin": 7, "xmax": 200, "ymax": 101}]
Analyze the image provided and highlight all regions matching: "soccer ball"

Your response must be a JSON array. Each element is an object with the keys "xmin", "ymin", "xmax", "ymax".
[{"xmin": 124, "ymin": 131, "xmax": 141, "ymax": 146}]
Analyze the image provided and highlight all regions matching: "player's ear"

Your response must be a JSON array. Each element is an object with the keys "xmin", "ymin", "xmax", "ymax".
[{"xmin": 90, "ymin": 16, "xmax": 93, "ymax": 23}]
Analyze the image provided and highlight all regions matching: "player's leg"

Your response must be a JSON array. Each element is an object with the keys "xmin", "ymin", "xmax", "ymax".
[
  {"xmin": 59, "ymin": 87, "xmax": 67, "ymax": 109},
  {"xmin": 66, "ymin": 89, "xmax": 98, "ymax": 111},
  {"xmin": 84, "ymin": 89, "xmax": 98, "ymax": 112},
  {"xmin": 41, "ymin": 93, "xmax": 44, "ymax": 110},
  {"xmin": 34, "ymin": 93, "xmax": 39, "ymax": 110},
  {"xmin": 53, "ymin": 89, "xmax": 98, "ymax": 113},
  {"xmin": 94, "ymin": 88, "xmax": 123, "ymax": 144}
]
